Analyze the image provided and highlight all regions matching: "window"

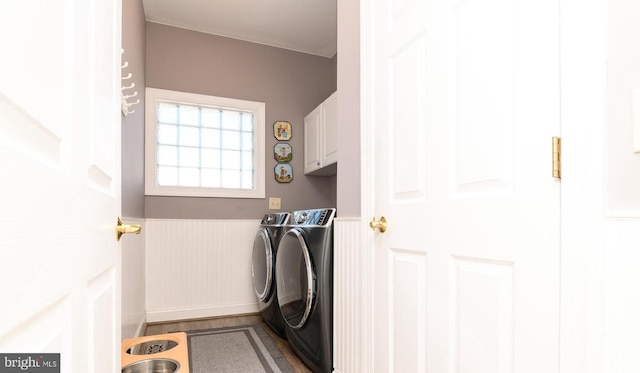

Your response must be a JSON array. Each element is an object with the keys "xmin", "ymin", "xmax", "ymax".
[{"xmin": 145, "ymin": 88, "xmax": 265, "ymax": 198}]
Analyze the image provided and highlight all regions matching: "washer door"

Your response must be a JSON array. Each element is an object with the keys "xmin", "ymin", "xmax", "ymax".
[
  {"xmin": 276, "ymin": 228, "xmax": 315, "ymax": 329},
  {"xmin": 251, "ymin": 229, "xmax": 273, "ymax": 302}
]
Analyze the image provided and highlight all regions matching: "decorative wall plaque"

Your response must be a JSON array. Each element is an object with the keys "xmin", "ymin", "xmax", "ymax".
[
  {"xmin": 274, "ymin": 143, "xmax": 293, "ymax": 162},
  {"xmin": 275, "ymin": 163, "xmax": 293, "ymax": 183},
  {"xmin": 273, "ymin": 121, "xmax": 292, "ymax": 141}
]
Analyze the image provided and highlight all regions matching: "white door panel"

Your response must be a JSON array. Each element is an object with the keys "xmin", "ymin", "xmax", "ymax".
[
  {"xmin": 369, "ymin": 0, "xmax": 560, "ymax": 371},
  {"xmin": 0, "ymin": 0, "xmax": 122, "ymax": 371}
]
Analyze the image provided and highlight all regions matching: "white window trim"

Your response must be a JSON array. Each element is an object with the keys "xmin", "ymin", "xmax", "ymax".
[{"xmin": 144, "ymin": 87, "xmax": 266, "ymax": 198}]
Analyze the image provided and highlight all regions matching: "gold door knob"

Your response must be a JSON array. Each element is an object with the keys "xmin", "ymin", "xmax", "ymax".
[
  {"xmin": 369, "ymin": 216, "xmax": 387, "ymax": 233},
  {"xmin": 116, "ymin": 217, "xmax": 142, "ymax": 241}
]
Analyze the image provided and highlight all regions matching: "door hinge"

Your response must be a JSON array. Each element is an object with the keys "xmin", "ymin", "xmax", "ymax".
[{"xmin": 552, "ymin": 136, "xmax": 561, "ymax": 178}]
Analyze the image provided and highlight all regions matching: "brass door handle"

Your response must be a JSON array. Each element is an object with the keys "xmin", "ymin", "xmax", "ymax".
[
  {"xmin": 116, "ymin": 217, "xmax": 141, "ymax": 241},
  {"xmin": 369, "ymin": 216, "xmax": 387, "ymax": 233}
]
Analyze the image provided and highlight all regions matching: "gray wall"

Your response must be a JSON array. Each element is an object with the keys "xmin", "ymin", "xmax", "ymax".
[
  {"xmin": 121, "ymin": 0, "xmax": 146, "ymax": 340},
  {"xmin": 145, "ymin": 23, "xmax": 337, "ymax": 219},
  {"xmin": 121, "ymin": 0, "xmax": 146, "ymax": 218},
  {"xmin": 336, "ymin": 0, "xmax": 361, "ymax": 217}
]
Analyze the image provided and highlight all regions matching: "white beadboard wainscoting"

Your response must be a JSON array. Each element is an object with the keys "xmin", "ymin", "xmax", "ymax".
[
  {"xmin": 333, "ymin": 217, "xmax": 371, "ymax": 373},
  {"xmin": 121, "ymin": 217, "xmax": 146, "ymax": 339},
  {"xmin": 125, "ymin": 215, "xmax": 373, "ymax": 372},
  {"xmin": 144, "ymin": 218, "xmax": 261, "ymax": 322}
]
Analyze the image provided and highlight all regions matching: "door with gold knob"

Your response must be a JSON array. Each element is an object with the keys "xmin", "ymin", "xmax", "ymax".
[
  {"xmin": 365, "ymin": 0, "xmax": 561, "ymax": 371},
  {"xmin": 0, "ymin": 2, "xmax": 122, "ymax": 371}
]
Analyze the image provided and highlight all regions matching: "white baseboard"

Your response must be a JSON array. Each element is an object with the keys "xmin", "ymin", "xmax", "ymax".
[{"xmin": 146, "ymin": 303, "xmax": 260, "ymax": 323}]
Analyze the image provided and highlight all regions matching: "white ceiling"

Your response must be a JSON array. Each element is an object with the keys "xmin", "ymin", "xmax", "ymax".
[{"xmin": 142, "ymin": 0, "xmax": 337, "ymax": 58}]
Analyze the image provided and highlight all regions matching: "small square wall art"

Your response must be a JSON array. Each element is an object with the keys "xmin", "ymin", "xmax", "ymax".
[
  {"xmin": 274, "ymin": 143, "xmax": 292, "ymax": 162},
  {"xmin": 274, "ymin": 121, "xmax": 292, "ymax": 141},
  {"xmin": 275, "ymin": 163, "xmax": 293, "ymax": 183}
]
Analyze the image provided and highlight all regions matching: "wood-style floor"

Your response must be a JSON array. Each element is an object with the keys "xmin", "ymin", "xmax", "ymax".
[{"xmin": 144, "ymin": 314, "xmax": 312, "ymax": 373}]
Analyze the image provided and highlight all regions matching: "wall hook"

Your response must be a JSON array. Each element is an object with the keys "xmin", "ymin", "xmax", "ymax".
[{"xmin": 121, "ymin": 48, "xmax": 139, "ymax": 117}]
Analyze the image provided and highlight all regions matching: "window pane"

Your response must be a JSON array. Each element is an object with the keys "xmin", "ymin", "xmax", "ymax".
[
  {"xmin": 222, "ymin": 150, "xmax": 240, "ymax": 170},
  {"xmin": 179, "ymin": 147, "xmax": 200, "ymax": 168},
  {"xmin": 179, "ymin": 125, "xmax": 199, "ymax": 147},
  {"xmin": 158, "ymin": 103, "xmax": 178, "ymax": 123},
  {"xmin": 157, "ymin": 166, "xmax": 178, "ymax": 186},
  {"xmin": 242, "ymin": 133, "xmax": 253, "ymax": 149},
  {"xmin": 201, "ymin": 148, "xmax": 220, "ymax": 168},
  {"xmin": 222, "ymin": 110, "xmax": 241, "ymax": 130},
  {"xmin": 179, "ymin": 105, "xmax": 200, "ymax": 126},
  {"xmin": 201, "ymin": 108, "xmax": 220, "ymax": 128},
  {"xmin": 242, "ymin": 151, "xmax": 253, "ymax": 169},
  {"xmin": 242, "ymin": 113, "xmax": 254, "ymax": 130},
  {"xmin": 222, "ymin": 131, "xmax": 241, "ymax": 149},
  {"xmin": 242, "ymin": 171, "xmax": 254, "ymax": 189},
  {"xmin": 201, "ymin": 128, "xmax": 220, "ymax": 148},
  {"xmin": 179, "ymin": 167, "xmax": 199, "ymax": 187},
  {"xmin": 157, "ymin": 145, "xmax": 178, "ymax": 166},
  {"xmin": 201, "ymin": 169, "xmax": 220, "ymax": 188},
  {"xmin": 158, "ymin": 124, "xmax": 177, "ymax": 145},
  {"xmin": 221, "ymin": 170, "xmax": 241, "ymax": 188}
]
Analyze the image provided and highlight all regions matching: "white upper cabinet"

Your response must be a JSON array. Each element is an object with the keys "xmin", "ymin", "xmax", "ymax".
[{"xmin": 304, "ymin": 91, "xmax": 338, "ymax": 175}]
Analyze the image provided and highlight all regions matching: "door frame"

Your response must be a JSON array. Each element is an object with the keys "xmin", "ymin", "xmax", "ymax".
[{"xmin": 358, "ymin": 0, "xmax": 607, "ymax": 370}]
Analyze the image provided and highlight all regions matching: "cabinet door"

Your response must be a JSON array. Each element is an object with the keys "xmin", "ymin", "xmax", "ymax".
[
  {"xmin": 322, "ymin": 92, "xmax": 338, "ymax": 165},
  {"xmin": 304, "ymin": 105, "xmax": 322, "ymax": 174}
]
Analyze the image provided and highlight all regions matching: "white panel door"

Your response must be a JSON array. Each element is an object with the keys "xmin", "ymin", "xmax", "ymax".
[
  {"xmin": 0, "ymin": 1, "xmax": 122, "ymax": 372},
  {"xmin": 367, "ymin": 0, "xmax": 561, "ymax": 371}
]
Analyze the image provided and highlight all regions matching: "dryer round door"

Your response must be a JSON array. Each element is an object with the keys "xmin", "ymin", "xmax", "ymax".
[
  {"xmin": 275, "ymin": 228, "xmax": 315, "ymax": 329},
  {"xmin": 252, "ymin": 229, "xmax": 273, "ymax": 302}
]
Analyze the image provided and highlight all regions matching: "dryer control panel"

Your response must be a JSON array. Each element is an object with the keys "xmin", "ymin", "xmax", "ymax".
[{"xmin": 292, "ymin": 208, "xmax": 336, "ymax": 226}]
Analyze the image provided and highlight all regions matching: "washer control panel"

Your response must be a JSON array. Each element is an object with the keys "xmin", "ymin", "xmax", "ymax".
[{"xmin": 261, "ymin": 212, "xmax": 290, "ymax": 225}]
